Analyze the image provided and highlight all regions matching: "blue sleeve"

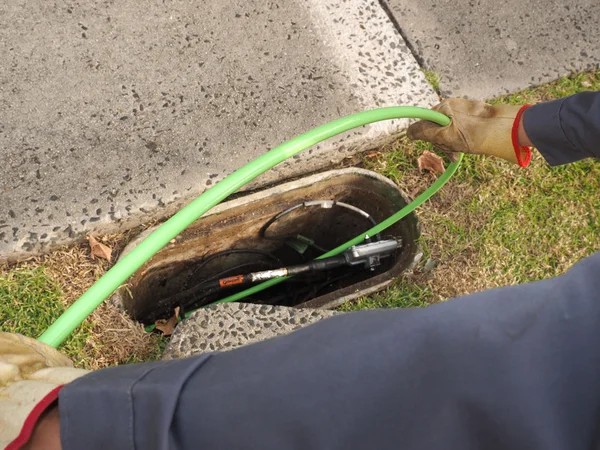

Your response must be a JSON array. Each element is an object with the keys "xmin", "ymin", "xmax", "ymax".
[
  {"xmin": 59, "ymin": 252, "xmax": 600, "ymax": 450},
  {"xmin": 523, "ymin": 91, "xmax": 600, "ymax": 166}
]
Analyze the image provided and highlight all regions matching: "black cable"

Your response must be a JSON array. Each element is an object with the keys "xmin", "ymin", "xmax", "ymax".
[
  {"xmin": 297, "ymin": 271, "xmax": 357, "ymax": 304},
  {"xmin": 143, "ymin": 249, "xmax": 283, "ymax": 324},
  {"xmin": 145, "ymin": 287, "xmax": 219, "ymax": 323},
  {"xmin": 259, "ymin": 200, "xmax": 381, "ymax": 249},
  {"xmin": 184, "ymin": 248, "xmax": 283, "ymax": 289},
  {"xmin": 147, "ymin": 203, "xmax": 386, "ymax": 324},
  {"xmin": 197, "ymin": 261, "xmax": 268, "ymax": 286},
  {"xmin": 178, "ymin": 261, "xmax": 274, "ymax": 310}
]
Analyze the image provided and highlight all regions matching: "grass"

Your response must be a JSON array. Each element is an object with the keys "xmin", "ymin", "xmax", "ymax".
[
  {"xmin": 0, "ymin": 232, "xmax": 165, "ymax": 369},
  {"xmin": 340, "ymin": 279, "xmax": 432, "ymax": 311},
  {"xmin": 422, "ymin": 69, "xmax": 440, "ymax": 92},
  {"xmin": 348, "ymin": 70, "xmax": 600, "ymax": 309},
  {"xmin": 0, "ymin": 268, "xmax": 93, "ymax": 364}
]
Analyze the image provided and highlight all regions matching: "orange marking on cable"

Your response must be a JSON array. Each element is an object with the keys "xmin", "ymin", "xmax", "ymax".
[{"xmin": 219, "ymin": 275, "xmax": 245, "ymax": 287}]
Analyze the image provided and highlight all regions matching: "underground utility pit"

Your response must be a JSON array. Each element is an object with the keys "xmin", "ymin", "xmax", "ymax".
[{"xmin": 114, "ymin": 168, "xmax": 420, "ymax": 325}]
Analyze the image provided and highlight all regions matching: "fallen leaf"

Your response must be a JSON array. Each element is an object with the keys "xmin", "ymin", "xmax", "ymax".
[
  {"xmin": 87, "ymin": 235, "xmax": 112, "ymax": 262},
  {"xmin": 155, "ymin": 306, "xmax": 180, "ymax": 336},
  {"xmin": 417, "ymin": 150, "xmax": 445, "ymax": 174},
  {"xmin": 581, "ymin": 81, "xmax": 592, "ymax": 88},
  {"xmin": 366, "ymin": 151, "xmax": 382, "ymax": 159}
]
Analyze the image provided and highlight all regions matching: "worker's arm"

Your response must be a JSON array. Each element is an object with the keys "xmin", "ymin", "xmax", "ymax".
[
  {"xmin": 57, "ymin": 251, "xmax": 600, "ymax": 449},
  {"xmin": 523, "ymin": 91, "xmax": 600, "ymax": 165},
  {"xmin": 408, "ymin": 91, "xmax": 600, "ymax": 167}
]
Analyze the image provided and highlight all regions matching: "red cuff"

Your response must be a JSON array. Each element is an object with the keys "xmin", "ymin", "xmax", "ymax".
[
  {"xmin": 5, "ymin": 385, "xmax": 63, "ymax": 450},
  {"xmin": 511, "ymin": 104, "xmax": 533, "ymax": 167}
]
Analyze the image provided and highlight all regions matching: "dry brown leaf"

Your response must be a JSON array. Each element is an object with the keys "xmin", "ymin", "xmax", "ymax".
[
  {"xmin": 366, "ymin": 151, "xmax": 382, "ymax": 159},
  {"xmin": 86, "ymin": 235, "xmax": 112, "ymax": 262},
  {"xmin": 155, "ymin": 306, "xmax": 180, "ymax": 336},
  {"xmin": 417, "ymin": 150, "xmax": 445, "ymax": 174}
]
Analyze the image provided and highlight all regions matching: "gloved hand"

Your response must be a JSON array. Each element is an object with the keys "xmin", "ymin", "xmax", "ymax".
[
  {"xmin": 0, "ymin": 332, "xmax": 88, "ymax": 449},
  {"xmin": 407, "ymin": 99, "xmax": 532, "ymax": 166}
]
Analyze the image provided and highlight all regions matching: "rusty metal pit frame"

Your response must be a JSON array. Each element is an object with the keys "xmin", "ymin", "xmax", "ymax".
[{"xmin": 112, "ymin": 168, "xmax": 420, "ymax": 322}]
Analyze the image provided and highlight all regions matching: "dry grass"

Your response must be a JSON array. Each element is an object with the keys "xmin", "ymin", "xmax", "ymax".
[{"xmin": 1, "ymin": 231, "xmax": 164, "ymax": 370}]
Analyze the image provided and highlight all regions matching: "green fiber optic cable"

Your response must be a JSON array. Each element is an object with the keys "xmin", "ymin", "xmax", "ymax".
[
  {"xmin": 38, "ymin": 107, "xmax": 456, "ymax": 348},
  {"xmin": 213, "ymin": 154, "xmax": 462, "ymax": 305},
  {"xmin": 144, "ymin": 152, "xmax": 462, "ymax": 332}
]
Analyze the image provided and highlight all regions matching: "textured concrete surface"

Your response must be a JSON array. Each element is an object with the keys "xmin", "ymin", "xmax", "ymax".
[
  {"xmin": 0, "ymin": 0, "xmax": 436, "ymax": 260},
  {"xmin": 383, "ymin": 0, "xmax": 600, "ymax": 99},
  {"xmin": 162, "ymin": 302, "xmax": 339, "ymax": 358}
]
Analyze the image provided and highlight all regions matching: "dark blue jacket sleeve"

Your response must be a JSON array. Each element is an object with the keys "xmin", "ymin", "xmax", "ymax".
[
  {"xmin": 59, "ymin": 252, "xmax": 600, "ymax": 450},
  {"xmin": 523, "ymin": 91, "xmax": 600, "ymax": 166}
]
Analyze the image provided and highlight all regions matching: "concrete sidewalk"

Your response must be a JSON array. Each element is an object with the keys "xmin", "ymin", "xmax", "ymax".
[
  {"xmin": 383, "ymin": 0, "xmax": 600, "ymax": 99},
  {"xmin": 0, "ymin": 0, "xmax": 436, "ymax": 260}
]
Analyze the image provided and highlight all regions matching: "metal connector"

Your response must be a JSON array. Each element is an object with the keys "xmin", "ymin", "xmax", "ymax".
[{"xmin": 344, "ymin": 239, "xmax": 401, "ymax": 270}]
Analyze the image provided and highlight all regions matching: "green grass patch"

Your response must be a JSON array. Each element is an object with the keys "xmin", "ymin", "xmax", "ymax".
[
  {"xmin": 422, "ymin": 69, "xmax": 440, "ymax": 92},
  {"xmin": 0, "ymin": 267, "xmax": 93, "ymax": 364},
  {"xmin": 346, "ymin": 70, "xmax": 600, "ymax": 310},
  {"xmin": 339, "ymin": 279, "xmax": 433, "ymax": 311},
  {"xmin": 492, "ymin": 72, "xmax": 600, "ymax": 104},
  {"xmin": 463, "ymin": 156, "xmax": 600, "ymax": 284}
]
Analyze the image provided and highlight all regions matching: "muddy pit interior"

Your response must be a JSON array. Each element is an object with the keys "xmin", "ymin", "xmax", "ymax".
[{"xmin": 121, "ymin": 170, "xmax": 420, "ymax": 324}]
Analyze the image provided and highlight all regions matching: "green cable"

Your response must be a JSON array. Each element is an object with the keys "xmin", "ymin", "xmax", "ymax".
[
  {"xmin": 39, "ymin": 107, "xmax": 453, "ymax": 348},
  {"xmin": 212, "ymin": 154, "xmax": 463, "ymax": 306},
  {"xmin": 144, "ymin": 151, "xmax": 462, "ymax": 332}
]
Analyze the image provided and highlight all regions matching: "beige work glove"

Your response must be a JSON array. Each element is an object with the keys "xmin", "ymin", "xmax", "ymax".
[
  {"xmin": 407, "ymin": 99, "xmax": 530, "ymax": 165},
  {"xmin": 0, "ymin": 332, "xmax": 88, "ymax": 449}
]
